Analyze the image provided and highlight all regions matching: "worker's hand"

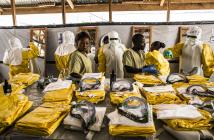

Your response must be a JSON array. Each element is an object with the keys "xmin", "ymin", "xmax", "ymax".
[
  {"xmin": 142, "ymin": 65, "xmax": 158, "ymax": 75},
  {"xmin": 163, "ymin": 50, "xmax": 173, "ymax": 59}
]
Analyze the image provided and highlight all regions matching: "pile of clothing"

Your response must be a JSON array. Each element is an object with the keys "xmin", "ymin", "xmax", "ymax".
[
  {"xmin": 141, "ymin": 85, "xmax": 183, "ymax": 105},
  {"xmin": 10, "ymin": 73, "xmax": 40, "ymax": 87},
  {"xmin": 0, "ymin": 83, "xmax": 25, "ymax": 95},
  {"xmin": 108, "ymin": 97, "xmax": 156, "ymax": 137},
  {"xmin": 75, "ymin": 73, "xmax": 106, "ymax": 104},
  {"xmin": 43, "ymin": 80, "xmax": 73, "ymax": 104},
  {"xmin": 153, "ymin": 104, "xmax": 213, "ymax": 130},
  {"xmin": 110, "ymin": 81, "xmax": 142, "ymax": 105},
  {"xmin": 0, "ymin": 93, "xmax": 32, "ymax": 133},
  {"xmin": 15, "ymin": 102, "xmax": 70, "ymax": 136},
  {"xmin": 63, "ymin": 100, "xmax": 106, "ymax": 139},
  {"xmin": 133, "ymin": 74, "xmax": 163, "ymax": 86}
]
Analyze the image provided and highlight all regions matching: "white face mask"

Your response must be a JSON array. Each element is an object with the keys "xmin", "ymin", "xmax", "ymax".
[{"xmin": 185, "ymin": 37, "xmax": 200, "ymax": 46}]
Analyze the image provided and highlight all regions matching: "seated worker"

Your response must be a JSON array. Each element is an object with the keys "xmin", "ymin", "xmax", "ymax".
[
  {"xmin": 3, "ymin": 37, "xmax": 39, "ymax": 78},
  {"xmin": 69, "ymin": 31, "xmax": 92, "ymax": 75},
  {"xmin": 55, "ymin": 31, "xmax": 76, "ymax": 78},
  {"xmin": 122, "ymin": 33, "xmax": 145, "ymax": 78},
  {"xmin": 145, "ymin": 41, "xmax": 170, "ymax": 76},
  {"xmin": 164, "ymin": 26, "xmax": 214, "ymax": 77},
  {"xmin": 98, "ymin": 31, "xmax": 126, "ymax": 78}
]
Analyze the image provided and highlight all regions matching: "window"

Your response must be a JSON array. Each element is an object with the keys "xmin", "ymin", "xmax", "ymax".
[
  {"xmin": 0, "ymin": 15, "xmax": 13, "ymax": 26},
  {"xmin": 170, "ymin": 10, "xmax": 214, "ymax": 22}
]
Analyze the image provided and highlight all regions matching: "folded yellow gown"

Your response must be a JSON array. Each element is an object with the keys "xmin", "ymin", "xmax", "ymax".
[
  {"xmin": 43, "ymin": 80, "xmax": 74, "ymax": 104},
  {"xmin": 0, "ymin": 93, "xmax": 32, "ymax": 133},
  {"xmin": 0, "ymin": 83, "xmax": 25, "ymax": 95},
  {"xmin": 108, "ymin": 105, "xmax": 156, "ymax": 137},
  {"xmin": 10, "ymin": 73, "xmax": 40, "ymax": 87},
  {"xmin": 153, "ymin": 104, "xmax": 213, "ymax": 131},
  {"xmin": 75, "ymin": 76, "xmax": 106, "ymax": 104},
  {"xmin": 110, "ymin": 84, "xmax": 142, "ymax": 105},
  {"xmin": 16, "ymin": 102, "xmax": 70, "ymax": 136},
  {"xmin": 187, "ymin": 75, "xmax": 209, "ymax": 84},
  {"xmin": 164, "ymin": 109, "xmax": 213, "ymax": 131},
  {"xmin": 134, "ymin": 74, "xmax": 163, "ymax": 86},
  {"xmin": 141, "ymin": 85, "xmax": 183, "ymax": 105}
]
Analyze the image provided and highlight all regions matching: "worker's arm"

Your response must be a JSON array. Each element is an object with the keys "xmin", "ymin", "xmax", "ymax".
[
  {"xmin": 145, "ymin": 51, "xmax": 170, "ymax": 76},
  {"xmin": 98, "ymin": 46, "xmax": 106, "ymax": 72},
  {"xmin": 166, "ymin": 43, "xmax": 184, "ymax": 58},
  {"xmin": 69, "ymin": 53, "xmax": 82, "ymax": 74},
  {"xmin": 27, "ymin": 42, "xmax": 39, "ymax": 59},
  {"xmin": 3, "ymin": 50, "xmax": 10, "ymax": 65},
  {"xmin": 124, "ymin": 65, "xmax": 142, "ymax": 73},
  {"xmin": 202, "ymin": 44, "xmax": 214, "ymax": 77}
]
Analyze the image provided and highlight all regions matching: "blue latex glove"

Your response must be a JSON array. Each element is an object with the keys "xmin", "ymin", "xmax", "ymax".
[
  {"xmin": 142, "ymin": 65, "xmax": 158, "ymax": 75},
  {"xmin": 163, "ymin": 50, "xmax": 173, "ymax": 59}
]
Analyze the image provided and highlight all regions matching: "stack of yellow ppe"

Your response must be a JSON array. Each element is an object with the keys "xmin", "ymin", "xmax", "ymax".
[
  {"xmin": 141, "ymin": 85, "xmax": 183, "ymax": 105},
  {"xmin": 108, "ymin": 105, "xmax": 156, "ymax": 137},
  {"xmin": 187, "ymin": 75, "xmax": 208, "ymax": 84},
  {"xmin": 110, "ymin": 83, "xmax": 142, "ymax": 105},
  {"xmin": 10, "ymin": 73, "xmax": 40, "ymax": 87},
  {"xmin": 153, "ymin": 104, "xmax": 213, "ymax": 131},
  {"xmin": 75, "ymin": 73, "xmax": 105, "ymax": 104},
  {"xmin": 0, "ymin": 83, "xmax": 25, "ymax": 95},
  {"xmin": 15, "ymin": 102, "xmax": 70, "ymax": 136},
  {"xmin": 43, "ymin": 80, "xmax": 73, "ymax": 104},
  {"xmin": 0, "ymin": 93, "xmax": 32, "ymax": 133},
  {"xmin": 133, "ymin": 74, "xmax": 163, "ymax": 86}
]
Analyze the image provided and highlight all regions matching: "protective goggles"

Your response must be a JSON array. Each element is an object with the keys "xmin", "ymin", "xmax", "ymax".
[
  {"xmin": 80, "ymin": 78, "xmax": 101, "ymax": 92},
  {"xmin": 192, "ymin": 100, "xmax": 214, "ymax": 117},
  {"xmin": 183, "ymin": 34, "xmax": 197, "ymax": 39},
  {"xmin": 70, "ymin": 100, "xmax": 96, "ymax": 131},
  {"xmin": 186, "ymin": 85, "xmax": 214, "ymax": 98},
  {"xmin": 118, "ymin": 97, "xmax": 148, "ymax": 123},
  {"xmin": 111, "ymin": 80, "xmax": 133, "ymax": 92},
  {"xmin": 166, "ymin": 73, "xmax": 188, "ymax": 84}
]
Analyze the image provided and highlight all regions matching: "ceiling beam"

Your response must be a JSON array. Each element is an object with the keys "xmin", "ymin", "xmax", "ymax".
[
  {"xmin": 10, "ymin": 0, "xmax": 16, "ymax": 26},
  {"xmin": 62, "ymin": 0, "xmax": 66, "ymax": 24},
  {"xmin": 66, "ymin": 0, "xmax": 74, "ymax": 9},
  {"xmin": 109, "ymin": 0, "xmax": 112, "ymax": 23},
  {"xmin": 166, "ymin": 0, "xmax": 170, "ymax": 22},
  {"xmin": 160, "ymin": 0, "xmax": 165, "ymax": 6},
  {"xmin": 2, "ymin": 2, "xmax": 214, "ymax": 15}
]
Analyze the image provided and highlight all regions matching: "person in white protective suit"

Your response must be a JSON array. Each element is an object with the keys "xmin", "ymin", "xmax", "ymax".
[
  {"xmin": 3, "ymin": 37, "xmax": 39, "ymax": 78},
  {"xmin": 54, "ymin": 31, "xmax": 76, "ymax": 78},
  {"xmin": 164, "ymin": 26, "xmax": 214, "ymax": 77},
  {"xmin": 98, "ymin": 31, "xmax": 127, "ymax": 78},
  {"xmin": 87, "ymin": 46, "xmax": 96, "ymax": 72}
]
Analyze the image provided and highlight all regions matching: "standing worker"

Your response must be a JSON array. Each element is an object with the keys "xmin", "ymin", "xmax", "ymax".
[
  {"xmin": 98, "ymin": 31, "xmax": 126, "ymax": 78},
  {"xmin": 3, "ymin": 37, "xmax": 39, "ymax": 78},
  {"xmin": 55, "ymin": 31, "xmax": 76, "ymax": 78}
]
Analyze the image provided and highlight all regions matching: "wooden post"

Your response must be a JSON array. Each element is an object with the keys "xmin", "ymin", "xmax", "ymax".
[
  {"xmin": 11, "ymin": 0, "xmax": 16, "ymax": 26},
  {"xmin": 167, "ymin": 0, "xmax": 171, "ymax": 22},
  {"xmin": 109, "ymin": 0, "xmax": 112, "ymax": 23},
  {"xmin": 62, "ymin": 0, "xmax": 66, "ymax": 24}
]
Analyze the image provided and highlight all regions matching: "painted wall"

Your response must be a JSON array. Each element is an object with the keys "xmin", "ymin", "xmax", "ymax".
[{"xmin": 0, "ymin": 24, "xmax": 214, "ymax": 79}]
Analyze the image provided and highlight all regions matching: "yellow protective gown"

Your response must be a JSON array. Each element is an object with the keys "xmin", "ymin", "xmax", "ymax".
[
  {"xmin": 110, "ymin": 84, "xmax": 142, "ymax": 105},
  {"xmin": 145, "ymin": 50, "xmax": 170, "ymax": 76},
  {"xmin": 55, "ymin": 31, "xmax": 75, "ymax": 78},
  {"xmin": 9, "ymin": 73, "xmax": 40, "ymax": 87},
  {"xmin": 133, "ymin": 74, "xmax": 163, "ymax": 85},
  {"xmin": 0, "ymin": 93, "xmax": 32, "ymax": 133},
  {"xmin": 164, "ymin": 109, "xmax": 213, "ymax": 131},
  {"xmin": 75, "ymin": 76, "xmax": 105, "ymax": 104},
  {"xmin": 108, "ymin": 105, "xmax": 156, "ymax": 137},
  {"xmin": 69, "ymin": 50, "xmax": 92, "ymax": 75},
  {"xmin": 8, "ymin": 42, "xmax": 39, "ymax": 78},
  {"xmin": 43, "ymin": 85, "xmax": 74, "ymax": 104},
  {"xmin": 15, "ymin": 102, "xmax": 70, "ymax": 136},
  {"xmin": 98, "ymin": 46, "xmax": 106, "ymax": 73},
  {"xmin": 167, "ymin": 43, "xmax": 214, "ymax": 77},
  {"xmin": 122, "ymin": 48, "xmax": 145, "ymax": 78},
  {"xmin": 141, "ymin": 85, "xmax": 183, "ymax": 105}
]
